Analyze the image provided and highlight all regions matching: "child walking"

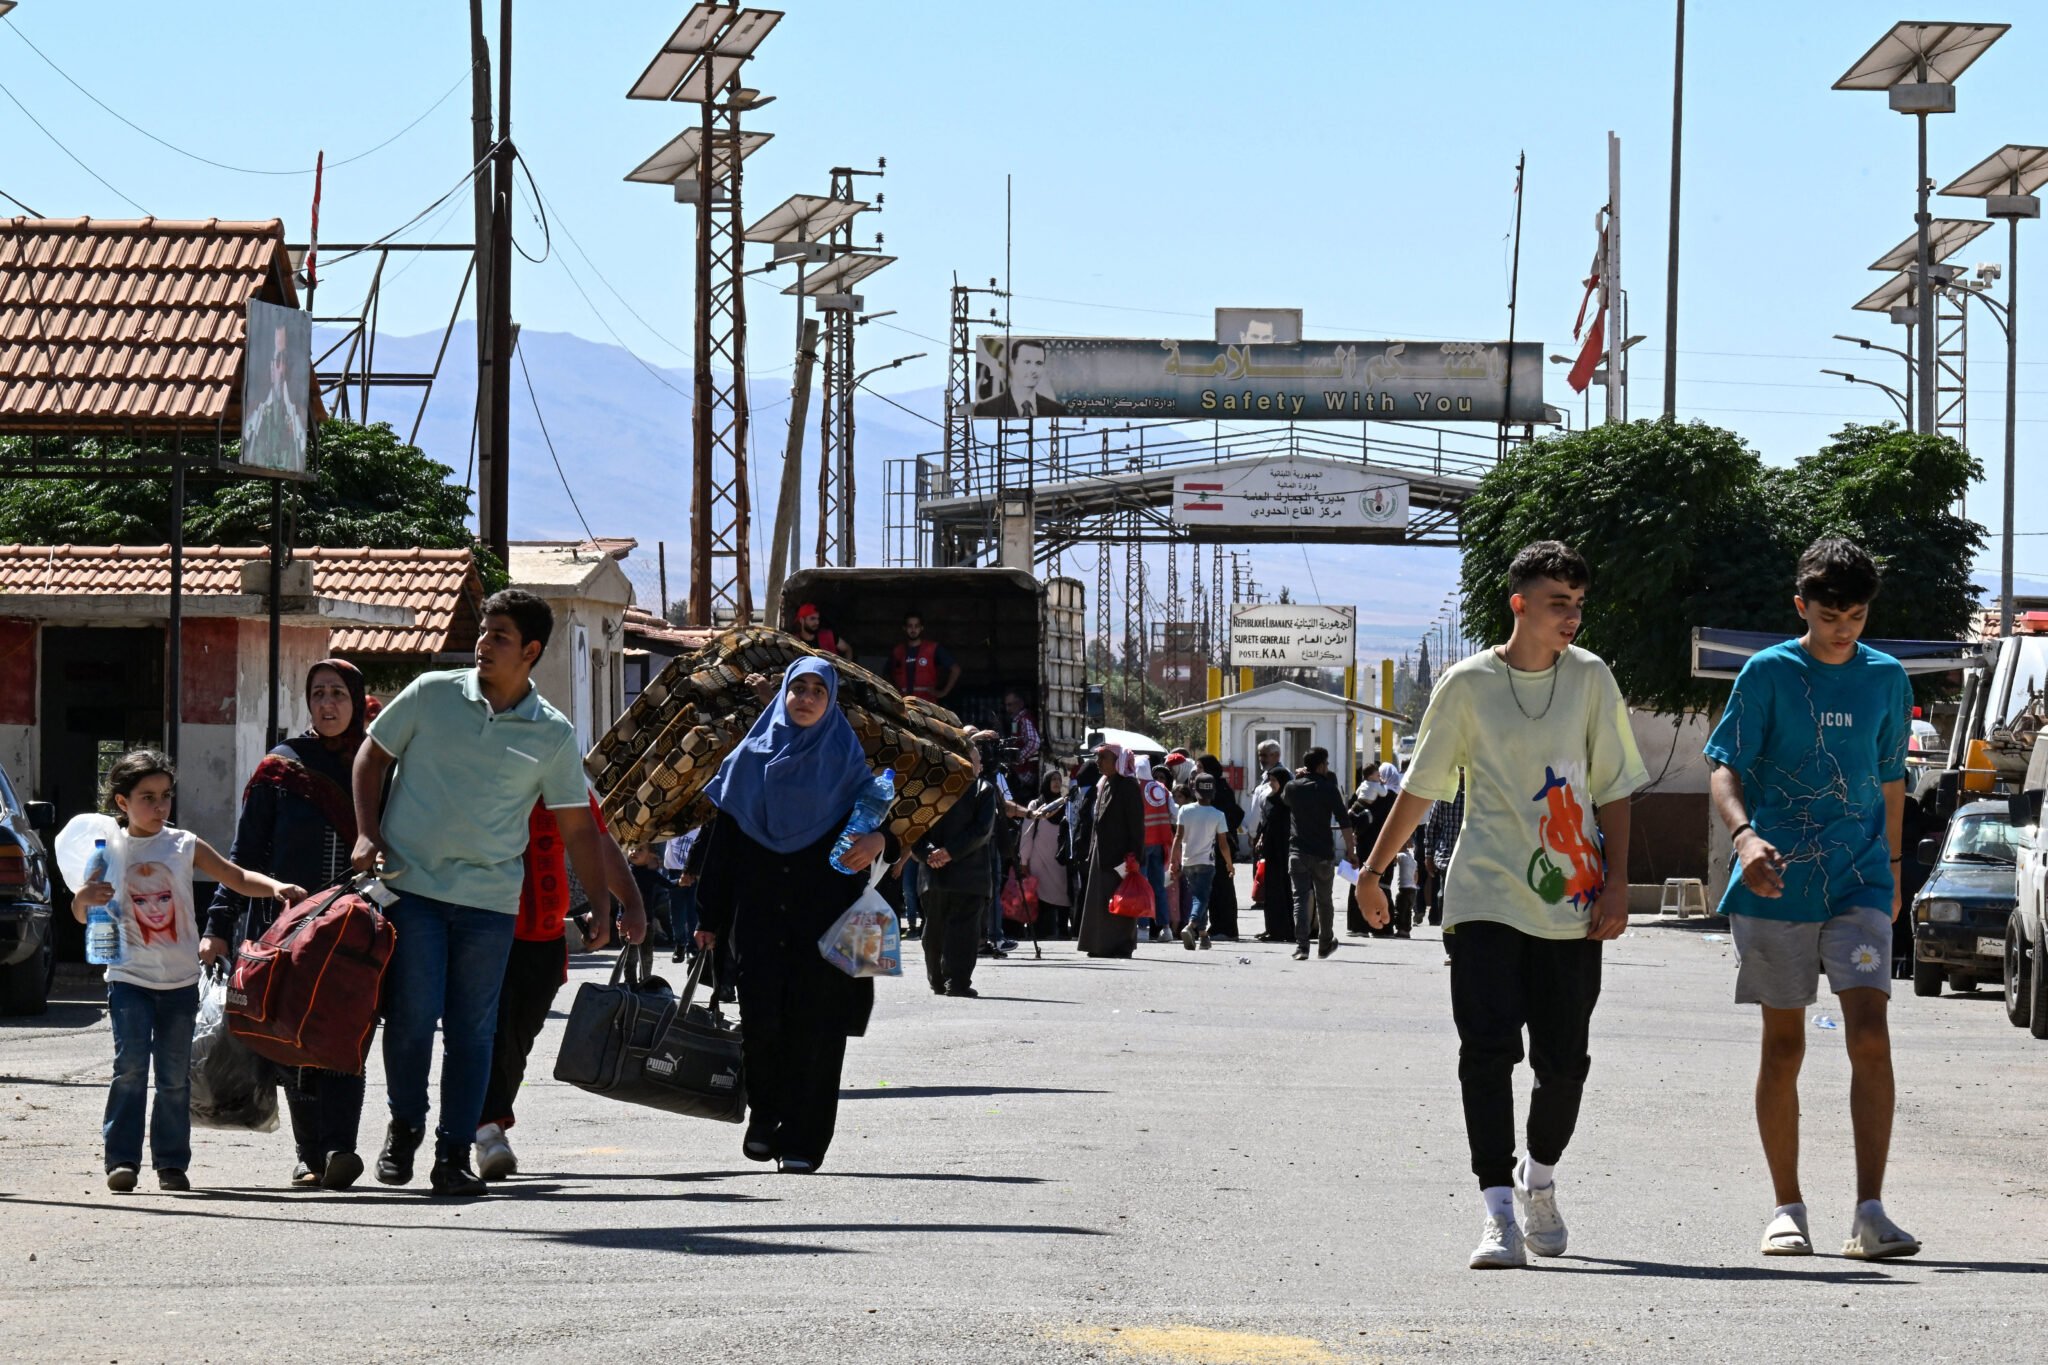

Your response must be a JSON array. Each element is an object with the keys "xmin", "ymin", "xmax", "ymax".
[{"xmin": 69, "ymin": 750, "xmax": 304, "ymax": 1192}]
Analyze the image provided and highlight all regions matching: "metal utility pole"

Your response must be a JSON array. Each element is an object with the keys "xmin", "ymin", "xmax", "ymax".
[
  {"xmin": 1664, "ymin": 0, "xmax": 1684, "ymax": 419},
  {"xmin": 626, "ymin": 7, "xmax": 782, "ymax": 624},
  {"xmin": 1913, "ymin": 55, "xmax": 1936, "ymax": 435},
  {"xmin": 1605, "ymin": 132, "xmax": 1622, "ymax": 424},
  {"xmin": 485, "ymin": 0, "xmax": 515, "ymax": 566},
  {"xmin": 467, "ymin": 0, "xmax": 503, "ymax": 562}
]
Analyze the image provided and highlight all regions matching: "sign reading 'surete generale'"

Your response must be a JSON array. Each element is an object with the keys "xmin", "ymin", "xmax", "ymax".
[{"xmin": 1230, "ymin": 604, "xmax": 1358, "ymax": 668}]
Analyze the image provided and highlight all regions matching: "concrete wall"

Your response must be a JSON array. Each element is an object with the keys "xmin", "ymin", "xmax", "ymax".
[
  {"xmin": 528, "ymin": 593, "xmax": 626, "ymax": 755},
  {"xmin": 1623, "ymin": 710, "xmax": 1715, "ymax": 888}
]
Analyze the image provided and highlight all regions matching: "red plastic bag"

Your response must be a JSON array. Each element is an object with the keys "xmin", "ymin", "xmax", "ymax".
[
  {"xmin": 1108, "ymin": 855, "xmax": 1154, "ymax": 919},
  {"xmin": 1253, "ymin": 858, "xmax": 1266, "ymax": 902},
  {"xmin": 1001, "ymin": 869, "xmax": 1040, "ymax": 925}
]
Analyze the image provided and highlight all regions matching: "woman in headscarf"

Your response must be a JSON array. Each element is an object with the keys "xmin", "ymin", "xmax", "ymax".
[
  {"xmin": 1195, "ymin": 754, "xmax": 1245, "ymax": 941},
  {"xmin": 1251, "ymin": 765, "xmax": 1296, "ymax": 941},
  {"xmin": 202, "ymin": 659, "xmax": 372, "ymax": 1189},
  {"xmin": 1068, "ymin": 762, "xmax": 1100, "ymax": 920},
  {"xmin": 694, "ymin": 657, "xmax": 898, "ymax": 1173},
  {"xmin": 1076, "ymin": 745, "xmax": 1146, "ymax": 958},
  {"xmin": 1347, "ymin": 762, "xmax": 1404, "ymax": 937},
  {"xmin": 1018, "ymin": 768, "xmax": 1072, "ymax": 939}
]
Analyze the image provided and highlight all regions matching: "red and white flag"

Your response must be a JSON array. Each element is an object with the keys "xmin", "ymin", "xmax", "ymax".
[{"xmin": 1567, "ymin": 208, "xmax": 1607, "ymax": 395}]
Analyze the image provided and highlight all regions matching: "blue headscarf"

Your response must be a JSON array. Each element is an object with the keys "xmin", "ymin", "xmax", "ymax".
[{"xmin": 702, "ymin": 656, "xmax": 876, "ymax": 854}]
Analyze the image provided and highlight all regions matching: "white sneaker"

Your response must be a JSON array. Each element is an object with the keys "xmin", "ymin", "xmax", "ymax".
[
  {"xmin": 1759, "ymin": 1207, "xmax": 1812, "ymax": 1256},
  {"xmin": 1469, "ymin": 1214, "xmax": 1527, "ymax": 1269},
  {"xmin": 475, "ymin": 1123, "xmax": 517, "ymax": 1182},
  {"xmin": 1842, "ymin": 1207, "xmax": 1919, "ymax": 1260},
  {"xmin": 1513, "ymin": 1159, "xmax": 1568, "ymax": 1257}
]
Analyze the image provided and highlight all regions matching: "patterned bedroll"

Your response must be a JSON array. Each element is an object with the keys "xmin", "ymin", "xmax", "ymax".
[{"xmin": 588, "ymin": 627, "xmax": 977, "ymax": 848}]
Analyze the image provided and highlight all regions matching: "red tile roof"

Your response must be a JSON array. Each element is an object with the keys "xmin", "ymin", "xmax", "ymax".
[
  {"xmin": 0, "ymin": 543, "xmax": 481, "ymax": 657},
  {"xmin": 622, "ymin": 603, "xmax": 716, "ymax": 652},
  {"xmin": 0, "ymin": 218, "xmax": 297, "ymax": 429}
]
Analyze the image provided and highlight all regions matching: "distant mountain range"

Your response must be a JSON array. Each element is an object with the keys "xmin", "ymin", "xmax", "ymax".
[{"xmin": 334, "ymin": 325, "xmax": 2040, "ymax": 659}]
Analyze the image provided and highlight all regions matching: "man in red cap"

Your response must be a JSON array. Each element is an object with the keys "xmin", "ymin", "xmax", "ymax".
[{"xmin": 791, "ymin": 602, "xmax": 851, "ymax": 659}]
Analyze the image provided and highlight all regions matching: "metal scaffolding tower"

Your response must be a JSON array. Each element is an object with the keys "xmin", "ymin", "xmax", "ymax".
[
  {"xmin": 1934, "ymin": 283, "xmax": 1968, "ymax": 449},
  {"xmin": 814, "ymin": 162, "xmax": 886, "ymax": 567},
  {"xmin": 626, "ymin": 4, "xmax": 783, "ymax": 626}
]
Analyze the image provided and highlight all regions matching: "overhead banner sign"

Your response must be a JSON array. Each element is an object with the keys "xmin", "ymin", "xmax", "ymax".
[
  {"xmin": 1230, "ymin": 604, "xmax": 1357, "ymax": 668},
  {"xmin": 1173, "ymin": 456, "xmax": 1409, "ymax": 531},
  {"xmin": 971, "ymin": 335, "xmax": 1544, "ymax": 422},
  {"xmin": 1215, "ymin": 308, "xmax": 1303, "ymax": 345}
]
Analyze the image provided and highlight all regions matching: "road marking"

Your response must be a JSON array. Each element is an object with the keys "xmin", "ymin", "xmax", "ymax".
[{"xmin": 1060, "ymin": 1325, "xmax": 1335, "ymax": 1363}]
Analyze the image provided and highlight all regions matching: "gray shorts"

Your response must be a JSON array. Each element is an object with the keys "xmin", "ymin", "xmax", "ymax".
[{"xmin": 1731, "ymin": 905, "xmax": 1895, "ymax": 1009}]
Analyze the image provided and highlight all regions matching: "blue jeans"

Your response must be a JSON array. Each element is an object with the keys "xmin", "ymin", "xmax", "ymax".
[
  {"xmin": 1182, "ymin": 863, "xmax": 1217, "ymax": 933},
  {"xmin": 901, "ymin": 868, "xmax": 921, "ymax": 929},
  {"xmin": 381, "ymin": 893, "xmax": 517, "ymax": 1161},
  {"xmin": 668, "ymin": 881, "xmax": 700, "ymax": 943},
  {"xmin": 104, "ymin": 981, "xmax": 199, "ymax": 1172},
  {"xmin": 1142, "ymin": 846, "xmax": 1171, "ymax": 930}
]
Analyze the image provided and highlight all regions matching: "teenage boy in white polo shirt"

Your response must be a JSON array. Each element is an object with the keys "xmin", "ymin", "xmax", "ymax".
[
  {"xmin": 353, "ymin": 589, "xmax": 644, "ymax": 1197},
  {"xmin": 1359, "ymin": 541, "xmax": 1647, "ymax": 1269}
]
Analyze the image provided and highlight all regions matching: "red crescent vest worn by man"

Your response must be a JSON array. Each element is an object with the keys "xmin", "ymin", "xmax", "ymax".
[{"xmin": 888, "ymin": 626, "xmax": 956, "ymax": 701}]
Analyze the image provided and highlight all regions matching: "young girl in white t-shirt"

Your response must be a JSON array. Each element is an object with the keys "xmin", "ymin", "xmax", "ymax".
[{"xmin": 66, "ymin": 749, "xmax": 305, "ymax": 1193}]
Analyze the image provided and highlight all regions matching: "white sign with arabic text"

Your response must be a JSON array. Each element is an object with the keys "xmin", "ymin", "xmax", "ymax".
[
  {"xmin": 1230, "ymin": 604, "xmax": 1358, "ymax": 668},
  {"xmin": 1173, "ymin": 457, "xmax": 1409, "ymax": 531}
]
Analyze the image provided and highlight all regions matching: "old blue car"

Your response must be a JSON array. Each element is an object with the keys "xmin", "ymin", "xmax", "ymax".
[{"xmin": 1912, "ymin": 800, "xmax": 2022, "ymax": 998}]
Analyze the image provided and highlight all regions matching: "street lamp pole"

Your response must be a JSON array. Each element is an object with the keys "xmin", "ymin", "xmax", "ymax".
[
  {"xmin": 1940, "ymin": 144, "xmax": 2046, "ymax": 637},
  {"xmin": 1820, "ymin": 369, "xmax": 1912, "ymax": 423}
]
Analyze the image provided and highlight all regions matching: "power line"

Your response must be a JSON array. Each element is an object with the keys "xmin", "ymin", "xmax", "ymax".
[
  {"xmin": 0, "ymin": 186, "xmax": 43, "ymax": 216},
  {"xmin": 515, "ymin": 338, "xmax": 598, "ymax": 550},
  {"xmin": 3, "ymin": 19, "xmax": 472, "ymax": 177},
  {"xmin": 854, "ymin": 377, "xmax": 943, "ymax": 430},
  {"xmin": 317, "ymin": 139, "xmax": 505, "ymax": 271},
  {"xmin": 521, "ymin": 167, "xmax": 694, "ymax": 364},
  {"xmin": 0, "ymin": 74, "xmax": 147, "ymax": 213}
]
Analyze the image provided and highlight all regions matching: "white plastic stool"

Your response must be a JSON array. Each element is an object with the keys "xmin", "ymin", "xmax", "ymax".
[{"xmin": 1659, "ymin": 877, "xmax": 1708, "ymax": 919}]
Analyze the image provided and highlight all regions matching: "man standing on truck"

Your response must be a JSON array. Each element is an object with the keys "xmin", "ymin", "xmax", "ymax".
[
  {"xmin": 1704, "ymin": 537, "xmax": 1917, "ymax": 1262},
  {"xmin": 889, "ymin": 612, "xmax": 960, "ymax": 704},
  {"xmin": 1003, "ymin": 689, "xmax": 1041, "ymax": 796},
  {"xmin": 791, "ymin": 603, "xmax": 851, "ymax": 659}
]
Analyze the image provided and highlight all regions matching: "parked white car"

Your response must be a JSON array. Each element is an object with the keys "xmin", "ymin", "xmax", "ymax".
[{"xmin": 2004, "ymin": 746, "xmax": 2048, "ymax": 1038}]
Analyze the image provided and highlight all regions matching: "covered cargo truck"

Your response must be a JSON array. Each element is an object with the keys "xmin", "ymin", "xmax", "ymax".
[{"xmin": 780, "ymin": 567, "xmax": 1085, "ymax": 773}]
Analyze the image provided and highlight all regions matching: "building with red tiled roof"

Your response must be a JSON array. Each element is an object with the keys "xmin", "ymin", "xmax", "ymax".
[
  {"xmin": 0, "ymin": 217, "xmax": 303, "ymax": 434},
  {"xmin": 0, "ymin": 543, "xmax": 484, "ymax": 850}
]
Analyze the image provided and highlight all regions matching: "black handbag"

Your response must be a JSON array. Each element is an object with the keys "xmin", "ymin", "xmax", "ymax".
[{"xmin": 551, "ymin": 946, "xmax": 746, "ymax": 1122}]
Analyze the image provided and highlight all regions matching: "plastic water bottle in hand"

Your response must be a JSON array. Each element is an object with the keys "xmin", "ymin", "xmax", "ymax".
[
  {"xmin": 830, "ymin": 769, "xmax": 897, "ymax": 875},
  {"xmin": 83, "ymin": 838, "xmax": 125, "ymax": 968}
]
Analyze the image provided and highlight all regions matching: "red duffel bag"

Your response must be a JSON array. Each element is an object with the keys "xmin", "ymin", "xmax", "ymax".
[{"xmin": 227, "ymin": 876, "xmax": 396, "ymax": 1075}]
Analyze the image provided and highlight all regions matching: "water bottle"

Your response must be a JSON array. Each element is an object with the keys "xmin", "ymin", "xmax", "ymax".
[
  {"xmin": 830, "ymin": 769, "xmax": 897, "ymax": 874},
  {"xmin": 83, "ymin": 839, "xmax": 125, "ymax": 968}
]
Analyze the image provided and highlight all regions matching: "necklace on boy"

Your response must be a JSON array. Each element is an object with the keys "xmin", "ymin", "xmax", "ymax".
[{"xmin": 1495, "ymin": 646, "xmax": 1561, "ymax": 721}]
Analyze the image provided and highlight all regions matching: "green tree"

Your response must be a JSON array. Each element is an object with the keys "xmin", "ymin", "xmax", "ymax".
[
  {"xmin": 0, "ymin": 421, "xmax": 505, "ymax": 587},
  {"xmin": 1459, "ymin": 419, "xmax": 1981, "ymax": 715}
]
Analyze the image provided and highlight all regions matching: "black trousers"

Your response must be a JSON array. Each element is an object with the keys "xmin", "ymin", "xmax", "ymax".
[
  {"xmin": 919, "ymin": 888, "xmax": 983, "ymax": 993},
  {"xmin": 740, "ymin": 989, "xmax": 850, "ymax": 1167},
  {"xmin": 481, "ymin": 935, "xmax": 569, "ymax": 1132},
  {"xmin": 1447, "ymin": 920, "xmax": 1602, "ymax": 1191},
  {"xmin": 280, "ymin": 1066, "xmax": 367, "ymax": 1162}
]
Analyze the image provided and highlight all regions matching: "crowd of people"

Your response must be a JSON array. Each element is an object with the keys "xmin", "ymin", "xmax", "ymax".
[{"xmin": 69, "ymin": 534, "xmax": 1927, "ymax": 1274}]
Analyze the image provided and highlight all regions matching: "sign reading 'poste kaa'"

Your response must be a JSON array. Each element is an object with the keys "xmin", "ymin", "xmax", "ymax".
[
  {"xmin": 1230, "ymin": 603, "xmax": 1358, "ymax": 668},
  {"xmin": 1173, "ymin": 457, "xmax": 1408, "ymax": 531}
]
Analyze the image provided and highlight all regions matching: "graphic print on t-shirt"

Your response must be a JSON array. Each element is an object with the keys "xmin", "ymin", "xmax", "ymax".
[
  {"xmin": 1526, "ymin": 762, "xmax": 1604, "ymax": 909},
  {"xmin": 125, "ymin": 860, "xmax": 183, "ymax": 946}
]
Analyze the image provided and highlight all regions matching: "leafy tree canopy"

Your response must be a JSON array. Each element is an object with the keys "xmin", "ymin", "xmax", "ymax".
[
  {"xmin": 0, "ymin": 420, "xmax": 505, "ymax": 588},
  {"xmin": 1460, "ymin": 419, "xmax": 1981, "ymax": 715}
]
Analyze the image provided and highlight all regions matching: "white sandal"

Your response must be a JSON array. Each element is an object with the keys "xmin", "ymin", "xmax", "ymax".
[{"xmin": 1760, "ymin": 1208, "xmax": 1813, "ymax": 1256}]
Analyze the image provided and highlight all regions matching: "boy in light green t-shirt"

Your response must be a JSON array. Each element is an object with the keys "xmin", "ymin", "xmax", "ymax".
[{"xmin": 1359, "ymin": 541, "xmax": 1647, "ymax": 1270}]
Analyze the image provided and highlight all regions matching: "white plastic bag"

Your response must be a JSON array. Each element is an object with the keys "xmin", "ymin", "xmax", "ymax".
[
  {"xmin": 189, "ymin": 968, "xmax": 279, "ymax": 1132},
  {"xmin": 818, "ymin": 865, "xmax": 903, "ymax": 979},
  {"xmin": 54, "ymin": 811, "xmax": 120, "ymax": 888},
  {"xmin": 1335, "ymin": 859, "xmax": 1361, "ymax": 886}
]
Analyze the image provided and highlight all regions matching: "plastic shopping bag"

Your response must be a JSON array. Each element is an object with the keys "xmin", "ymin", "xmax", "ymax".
[
  {"xmin": 1000, "ymin": 870, "xmax": 1041, "ymax": 925},
  {"xmin": 818, "ymin": 866, "xmax": 903, "ymax": 979},
  {"xmin": 1108, "ymin": 855, "xmax": 1155, "ymax": 919},
  {"xmin": 190, "ymin": 967, "xmax": 279, "ymax": 1132}
]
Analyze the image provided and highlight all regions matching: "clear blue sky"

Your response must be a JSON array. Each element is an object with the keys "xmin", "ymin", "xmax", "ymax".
[{"xmin": 4, "ymin": 1, "xmax": 2043, "ymax": 602}]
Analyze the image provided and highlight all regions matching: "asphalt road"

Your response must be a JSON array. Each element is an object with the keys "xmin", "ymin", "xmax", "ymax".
[{"xmin": 5, "ymin": 889, "xmax": 2048, "ymax": 1364}]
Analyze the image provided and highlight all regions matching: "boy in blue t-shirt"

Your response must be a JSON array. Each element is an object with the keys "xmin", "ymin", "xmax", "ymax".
[{"xmin": 1704, "ymin": 538, "xmax": 1916, "ymax": 1262}]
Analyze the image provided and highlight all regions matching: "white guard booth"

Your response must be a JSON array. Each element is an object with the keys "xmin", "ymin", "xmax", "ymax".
[{"xmin": 1159, "ymin": 680, "xmax": 1404, "ymax": 793}]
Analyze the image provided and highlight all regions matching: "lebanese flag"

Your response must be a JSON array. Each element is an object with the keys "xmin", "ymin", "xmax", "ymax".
[{"xmin": 1567, "ymin": 211, "xmax": 1607, "ymax": 395}]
